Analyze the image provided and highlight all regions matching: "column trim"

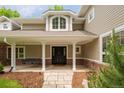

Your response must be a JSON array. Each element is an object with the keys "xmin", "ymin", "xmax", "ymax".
[
  {"xmin": 11, "ymin": 43, "xmax": 16, "ymax": 71},
  {"xmin": 72, "ymin": 43, "xmax": 76, "ymax": 71},
  {"xmin": 42, "ymin": 43, "xmax": 46, "ymax": 71}
]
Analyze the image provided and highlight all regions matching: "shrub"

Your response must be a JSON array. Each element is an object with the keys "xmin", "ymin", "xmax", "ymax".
[{"xmin": 0, "ymin": 64, "xmax": 4, "ymax": 72}]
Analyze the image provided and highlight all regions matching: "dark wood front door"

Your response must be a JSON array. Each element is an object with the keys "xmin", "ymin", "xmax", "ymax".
[{"xmin": 52, "ymin": 46, "xmax": 66, "ymax": 64}]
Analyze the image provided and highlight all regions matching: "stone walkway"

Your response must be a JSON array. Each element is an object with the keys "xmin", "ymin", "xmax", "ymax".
[{"xmin": 42, "ymin": 70, "xmax": 73, "ymax": 88}]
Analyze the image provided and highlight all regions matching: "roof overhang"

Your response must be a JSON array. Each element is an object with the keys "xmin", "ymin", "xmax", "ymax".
[
  {"xmin": 12, "ymin": 18, "xmax": 45, "ymax": 24},
  {"xmin": 0, "ymin": 31, "xmax": 98, "ymax": 45},
  {"xmin": 78, "ymin": 5, "xmax": 90, "ymax": 17},
  {"xmin": 42, "ymin": 10, "xmax": 78, "ymax": 18},
  {"xmin": 0, "ymin": 16, "xmax": 21, "ymax": 27}
]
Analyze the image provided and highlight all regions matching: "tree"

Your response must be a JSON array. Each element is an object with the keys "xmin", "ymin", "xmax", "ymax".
[
  {"xmin": 48, "ymin": 5, "xmax": 63, "ymax": 11},
  {"xmin": 0, "ymin": 7, "xmax": 20, "ymax": 18},
  {"xmin": 88, "ymin": 29, "xmax": 124, "ymax": 88}
]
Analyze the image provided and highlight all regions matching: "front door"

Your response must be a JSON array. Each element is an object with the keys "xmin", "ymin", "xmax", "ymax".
[{"xmin": 52, "ymin": 46, "xmax": 66, "ymax": 64}]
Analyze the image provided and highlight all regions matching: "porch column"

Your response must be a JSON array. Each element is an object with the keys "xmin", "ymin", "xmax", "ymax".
[
  {"xmin": 72, "ymin": 43, "xmax": 76, "ymax": 71},
  {"xmin": 11, "ymin": 43, "xmax": 16, "ymax": 71},
  {"xmin": 42, "ymin": 43, "xmax": 46, "ymax": 71}
]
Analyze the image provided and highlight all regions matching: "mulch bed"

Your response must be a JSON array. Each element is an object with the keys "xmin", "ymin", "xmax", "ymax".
[
  {"xmin": 0, "ymin": 72, "xmax": 44, "ymax": 88},
  {"xmin": 72, "ymin": 72, "xmax": 88, "ymax": 88}
]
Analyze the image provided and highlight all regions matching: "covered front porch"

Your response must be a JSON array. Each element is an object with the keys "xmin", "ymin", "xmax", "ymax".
[
  {"xmin": 4, "ymin": 64, "xmax": 92, "ymax": 72},
  {"xmin": 0, "ymin": 31, "xmax": 97, "ymax": 71}
]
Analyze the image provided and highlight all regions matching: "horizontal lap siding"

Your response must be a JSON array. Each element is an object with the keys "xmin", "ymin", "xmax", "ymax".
[
  {"xmin": 84, "ymin": 5, "xmax": 124, "ymax": 35},
  {"xmin": 25, "ymin": 45, "xmax": 50, "ymax": 59},
  {"xmin": 82, "ymin": 39, "xmax": 100, "ymax": 61},
  {"xmin": 25, "ymin": 45, "xmax": 42, "ymax": 58},
  {"xmin": 82, "ymin": 5, "xmax": 124, "ymax": 61},
  {"xmin": 73, "ymin": 24, "xmax": 84, "ymax": 31},
  {"xmin": 22, "ymin": 24, "xmax": 45, "ymax": 30}
]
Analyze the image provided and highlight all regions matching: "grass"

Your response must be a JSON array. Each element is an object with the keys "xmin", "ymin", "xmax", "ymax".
[{"xmin": 0, "ymin": 78, "xmax": 23, "ymax": 88}]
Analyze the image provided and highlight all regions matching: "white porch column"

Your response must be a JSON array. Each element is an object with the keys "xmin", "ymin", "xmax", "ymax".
[
  {"xmin": 11, "ymin": 43, "xmax": 16, "ymax": 71},
  {"xmin": 42, "ymin": 43, "xmax": 46, "ymax": 71},
  {"xmin": 72, "ymin": 43, "xmax": 76, "ymax": 71}
]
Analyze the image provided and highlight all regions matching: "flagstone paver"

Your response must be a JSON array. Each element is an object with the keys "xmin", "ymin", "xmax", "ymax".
[{"xmin": 42, "ymin": 70, "xmax": 73, "ymax": 88}]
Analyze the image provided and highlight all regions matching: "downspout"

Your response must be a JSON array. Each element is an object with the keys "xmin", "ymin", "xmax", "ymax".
[
  {"xmin": 4, "ymin": 37, "xmax": 11, "ymax": 45},
  {"xmin": 3, "ymin": 37, "xmax": 14, "ymax": 72}
]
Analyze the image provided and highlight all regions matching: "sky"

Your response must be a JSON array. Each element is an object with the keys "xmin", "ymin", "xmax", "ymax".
[{"xmin": 0, "ymin": 5, "xmax": 81, "ymax": 18}]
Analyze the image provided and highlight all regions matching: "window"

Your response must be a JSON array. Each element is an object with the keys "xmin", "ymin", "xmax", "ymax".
[
  {"xmin": 88, "ymin": 8, "xmax": 95, "ymax": 23},
  {"xmin": 50, "ymin": 16, "xmax": 68, "ymax": 31},
  {"xmin": 52, "ymin": 17, "xmax": 59, "ymax": 29},
  {"xmin": 7, "ymin": 46, "xmax": 25, "ymax": 59},
  {"xmin": 60, "ymin": 17, "xmax": 66, "ymax": 29},
  {"xmin": 102, "ymin": 31, "xmax": 124, "ymax": 62},
  {"xmin": 102, "ymin": 35, "xmax": 110, "ymax": 62},
  {"xmin": 3, "ymin": 23, "xmax": 8, "ymax": 29},
  {"xmin": 120, "ymin": 31, "xmax": 124, "ymax": 44},
  {"xmin": 76, "ymin": 46, "xmax": 81, "ymax": 54}
]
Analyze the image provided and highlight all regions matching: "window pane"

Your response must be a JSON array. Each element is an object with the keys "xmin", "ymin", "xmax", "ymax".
[
  {"xmin": 18, "ymin": 48, "xmax": 24, "ymax": 59},
  {"xmin": 3, "ymin": 24, "xmax": 8, "ymax": 29},
  {"xmin": 19, "ymin": 48, "xmax": 23, "ymax": 53},
  {"xmin": 102, "ymin": 55, "xmax": 106, "ymax": 62},
  {"xmin": 76, "ymin": 47, "xmax": 79, "ymax": 52},
  {"xmin": 120, "ymin": 31, "xmax": 124, "ymax": 44},
  {"xmin": 102, "ymin": 36, "xmax": 110, "ymax": 52},
  {"xmin": 60, "ymin": 17, "xmax": 66, "ymax": 29},
  {"xmin": 52, "ymin": 17, "xmax": 58, "ymax": 29},
  {"xmin": 19, "ymin": 53, "xmax": 24, "ymax": 58}
]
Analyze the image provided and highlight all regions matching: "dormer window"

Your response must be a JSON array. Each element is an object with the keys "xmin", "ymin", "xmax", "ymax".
[
  {"xmin": 3, "ymin": 23, "xmax": 8, "ymax": 29},
  {"xmin": 50, "ymin": 16, "xmax": 68, "ymax": 31}
]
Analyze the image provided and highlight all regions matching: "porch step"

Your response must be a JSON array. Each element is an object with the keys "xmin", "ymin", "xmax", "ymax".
[{"xmin": 42, "ymin": 70, "xmax": 73, "ymax": 88}]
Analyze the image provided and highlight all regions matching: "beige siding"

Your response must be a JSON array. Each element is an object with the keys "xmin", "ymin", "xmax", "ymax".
[
  {"xmin": 25, "ymin": 45, "xmax": 42, "ymax": 58},
  {"xmin": 22, "ymin": 24, "xmax": 45, "ymax": 30},
  {"xmin": 82, "ymin": 39, "xmax": 99, "ymax": 61},
  {"xmin": 84, "ymin": 5, "xmax": 124, "ymax": 35},
  {"xmin": 24, "ymin": 45, "xmax": 83, "ymax": 59},
  {"xmin": 68, "ymin": 45, "xmax": 83, "ymax": 58},
  {"xmin": 46, "ymin": 45, "xmax": 50, "ymax": 58},
  {"xmin": 68, "ymin": 45, "xmax": 72, "ymax": 58},
  {"xmin": 73, "ymin": 24, "xmax": 83, "ymax": 31},
  {"xmin": 25, "ymin": 45, "xmax": 50, "ymax": 58}
]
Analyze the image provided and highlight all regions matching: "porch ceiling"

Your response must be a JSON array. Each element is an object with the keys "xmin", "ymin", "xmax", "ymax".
[{"xmin": 0, "ymin": 30, "xmax": 98, "ymax": 44}]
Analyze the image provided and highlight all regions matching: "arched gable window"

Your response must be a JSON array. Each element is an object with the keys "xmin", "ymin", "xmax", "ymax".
[{"xmin": 50, "ymin": 16, "xmax": 68, "ymax": 31}]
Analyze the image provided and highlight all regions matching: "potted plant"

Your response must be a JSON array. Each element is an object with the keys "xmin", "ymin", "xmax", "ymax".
[{"xmin": 0, "ymin": 64, "xmax": 4, "ymax": 74}]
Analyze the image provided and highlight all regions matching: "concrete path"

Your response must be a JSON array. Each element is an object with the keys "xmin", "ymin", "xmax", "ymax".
[{"xmin": 42, "ymin": 70, "xmax": 73, "ymax": 88}]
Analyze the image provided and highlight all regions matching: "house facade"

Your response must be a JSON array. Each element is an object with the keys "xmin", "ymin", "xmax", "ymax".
[{"xmin": 0, "ymin": 5, "xmax": 124, "ymax": 71}]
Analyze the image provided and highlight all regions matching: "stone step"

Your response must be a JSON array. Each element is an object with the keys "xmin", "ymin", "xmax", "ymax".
[{"xmin": 42, "ymin": 71, "xmax": 73, "ymax": 88}]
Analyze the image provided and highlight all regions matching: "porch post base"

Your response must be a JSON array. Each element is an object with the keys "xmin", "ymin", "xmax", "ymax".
[
  {"xmin": 73, "ymin": 67, "xmax": 76, "ymax": 71},
  {"xmin": 42, "ymin": 68, "xmax": 45, "ymax": 71}
]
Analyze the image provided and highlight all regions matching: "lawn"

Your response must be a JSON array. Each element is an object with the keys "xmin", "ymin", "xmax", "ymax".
[{"xmin": 0, "ymin": 78, "xmax": 22, "ymax": 88}]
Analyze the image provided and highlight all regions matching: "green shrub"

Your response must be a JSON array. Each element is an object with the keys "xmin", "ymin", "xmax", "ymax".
[{"xmin": 0, "ymin": 64, "xmax": 4, "ymax": 72}]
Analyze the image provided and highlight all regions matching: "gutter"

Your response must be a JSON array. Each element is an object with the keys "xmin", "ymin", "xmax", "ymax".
[
  {"xmin": 3, "ymin": 37, "xmax": 11, "ymax": 45},
  {"xmin": 3, "ymin": 37, "xmax": 14, "ymax": 72}
]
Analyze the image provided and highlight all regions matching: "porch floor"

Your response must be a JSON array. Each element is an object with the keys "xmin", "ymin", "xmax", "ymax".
[{"xmin": 4, "ymin": 64, "xmax": 92, "ymax": 72}]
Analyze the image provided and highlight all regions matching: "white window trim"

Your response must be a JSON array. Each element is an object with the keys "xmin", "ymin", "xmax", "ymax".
[
  {"xmin": 100, "ymin": 24, "xmax": 124, "ymax": 63},
  {"xmin": 50, "ymin": 15, "xmax": 69, "ymax": 31},
  {"xmin": 76, "ymin": 46, "xmax": 81, "ymax": 54},
  {"xmin": 7, "ymin": 46, "xmax": 25, "ymax": 59},
  {"xmin": 1, "ymin": 22, "xmax": 12, "ymax": 30},
  {"xmin": 88, "ymin": 7, "xmax": 95, "ymax": 24}
]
